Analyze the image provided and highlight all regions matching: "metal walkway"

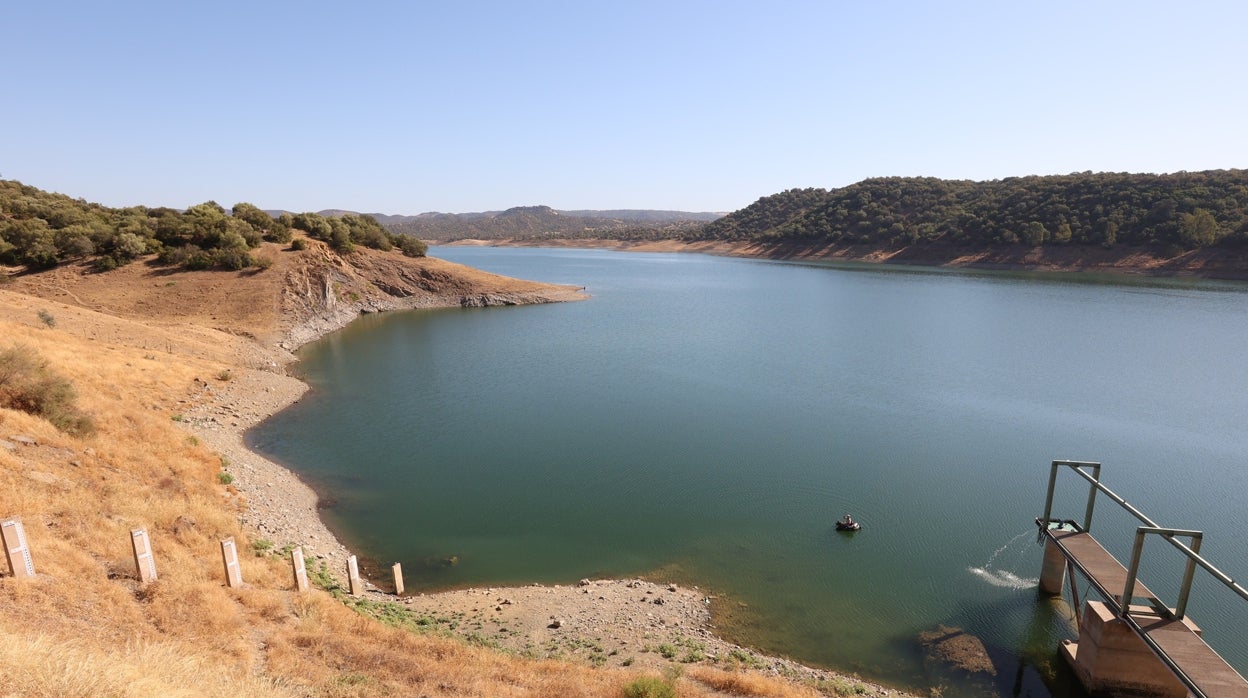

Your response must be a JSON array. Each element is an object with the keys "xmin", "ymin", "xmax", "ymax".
[
  {"xmin": 1043, "ymin": 527, "xmax": 1248, "ymax": 698},
  {"xmin": 1039, "ymin": 460, "xmax": 1248, "ymax": 698}
]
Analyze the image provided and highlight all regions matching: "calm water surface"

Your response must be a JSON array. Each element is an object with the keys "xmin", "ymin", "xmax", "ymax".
[{"xmin": 250, "ymin": 247, "xmax": 1248, "ymax": 695}]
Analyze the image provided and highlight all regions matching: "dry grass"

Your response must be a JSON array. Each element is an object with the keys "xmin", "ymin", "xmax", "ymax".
[{"xmin": 0, "ymin": 294, "xmax": 837, "ymax": 697}]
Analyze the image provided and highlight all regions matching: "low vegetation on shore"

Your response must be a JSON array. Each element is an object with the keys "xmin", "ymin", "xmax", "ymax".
[{"xmin": 0, "ymin": 180, "xmax": 426, "ymax": 274}]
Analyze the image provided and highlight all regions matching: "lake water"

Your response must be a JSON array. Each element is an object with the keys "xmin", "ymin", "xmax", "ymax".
[{"xmin": 249, "ymin": 246, "xmax": 1248, "ymax": 696}]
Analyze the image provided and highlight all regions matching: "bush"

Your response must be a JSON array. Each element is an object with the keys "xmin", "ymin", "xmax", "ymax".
[
  {"xmin": 622, "ymin": 677, "xmax": 676, "ymax": 698},
  {"xmin": 0, "ymin": 344, "xmax": 94, "ymax": 434},
  {"xmin": 290, "ymin": 238, "xmax": 307, "ymax": 251},
  {"xmin": 184, "ymin": 249, "xmax": 216, "ymax": 270},
  {"xmin": 264, "ymin": 224, "xmax": 293, "ymax": 244},
  {"xmin": 393, "ymin": 234, "xmax": 428, "ymax": 257},
  {"xmin": 214, "ymin": 246, "xmax": 252, "ymax": 271},
  {"xmin": 91, "ymin": 255, "xmax": 119, "ymax": 272}
]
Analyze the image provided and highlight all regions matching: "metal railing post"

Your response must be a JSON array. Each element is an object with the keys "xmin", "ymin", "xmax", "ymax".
[
  {"xmin": 1082, "ymin": 462, "xmax": 1101, "ymax": 532},
  {"xmin": 1121, "ymin": 527, "xmax": 1148, "ymax": 615},
  {"xmin": 1175, "ymin": 533, "xmax": 1203, "ymax": 620},
  {"xmin": 1041, "ymin": 460, "xmax": 1061, "ymax": 530}
]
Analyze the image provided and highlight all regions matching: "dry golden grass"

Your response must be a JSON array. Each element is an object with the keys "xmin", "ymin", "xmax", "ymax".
[{"xmin": 0, "ymin": 295, "xmax": 840, "ymax": 697}]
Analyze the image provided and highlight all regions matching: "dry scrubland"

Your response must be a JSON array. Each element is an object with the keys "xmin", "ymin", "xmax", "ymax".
[{"xmin": 0, "ymin": 237, "xmax": 904, "ymax": 697}]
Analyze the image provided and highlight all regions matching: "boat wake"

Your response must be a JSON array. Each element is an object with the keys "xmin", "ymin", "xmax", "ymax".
[{"xmin": 968, "ymin": 566, "xmax": 1038, "ymax": 589}]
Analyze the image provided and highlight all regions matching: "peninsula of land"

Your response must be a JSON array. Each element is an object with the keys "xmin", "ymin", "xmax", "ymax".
[{"xmin": 0, "ymin": 234, "xmax": 915, "ymax": 696}]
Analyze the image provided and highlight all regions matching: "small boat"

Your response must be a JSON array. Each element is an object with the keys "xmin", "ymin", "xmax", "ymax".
[{"xmin": 836, "ymin": 514, "xmax": 861, "ymax": 532}]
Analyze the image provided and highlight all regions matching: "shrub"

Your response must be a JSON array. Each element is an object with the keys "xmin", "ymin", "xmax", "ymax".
[
  {"xmin": 214, "ymin": 247, "xmax": 252, "ymax": 270},
  {"xmin": 393, "ymin": 234, "xmax": 427, "ymax": 257},
  {"xmin": 184, "ymin": 249, "xmax": 215, "ymax": 270},
  {"xmin": 158, "ymin": 244, "xmax": 200, "ymax": 267},
  {"xmin": 217, "ymin": 471, "xmax": 234, "ymax": 485},
  {"xmin": 290, "ymin": 238, "xmax": 307, "ymax": 251},
  {"xmin": 264, "ymin": 224, "xmax": 293, "ymax": 244},
  {"xmin": 622, "ymin": 676, "xmax": 676, "ymax": 698},
  {"xmin": 37, "ymin": 310, "xmax": 56, "ymax": 328},
  {"xmin": 91, "ymin": 255, "xmax": 119, "ymax": 272},
  {"xmin": 0, "ymin": 344, "xmax": 94, "ymax": 434}
]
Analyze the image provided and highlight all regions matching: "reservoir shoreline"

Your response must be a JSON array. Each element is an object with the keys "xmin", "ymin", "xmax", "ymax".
[
  {"xmin": 438, "ymin": 237, "xmax": 1248, "ymax": 279},
  {"xmin": 182, "ymin": 265, "xmax": 917, "ymax": 695}
]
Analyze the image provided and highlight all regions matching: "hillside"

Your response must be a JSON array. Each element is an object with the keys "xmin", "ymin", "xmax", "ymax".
[
  {"xmin": 255, "ymin": 207, "xmax": 722, "ymax": 242},
  {"xmin": 413, "ymin": 171, "xmax": 1248, "ymax": 277},
  {"xmin": 385, "ymin": 206, "xmax": 712, "ymax": 242},
  {"xmin": 0, "ymin": 234, "xmax": 907, "ymax": 696},
  {"xmin": 691, "ymin": 171, "xmax": 1248, "ymax": 256}
]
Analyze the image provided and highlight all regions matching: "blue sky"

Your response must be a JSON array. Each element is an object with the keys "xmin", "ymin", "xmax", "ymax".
[{"xmin": 3, "ymin": 1, "xmax": 1246, "ymax": 214}]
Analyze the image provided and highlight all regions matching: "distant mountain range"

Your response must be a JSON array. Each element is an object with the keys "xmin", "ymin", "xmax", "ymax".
[{"xmin": 263, "ymin": 206, "xmax": 724, "ymax": 240}]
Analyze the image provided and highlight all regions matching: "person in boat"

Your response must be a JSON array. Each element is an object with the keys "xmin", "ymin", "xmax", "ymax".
[{"xmin": 840, "ymin": 513, "xmax": 855, "ymax": 527}]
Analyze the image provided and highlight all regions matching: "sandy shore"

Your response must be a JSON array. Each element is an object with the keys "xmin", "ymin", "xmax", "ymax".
[{"xmin": 180, "ymin": 300, "xmax": 914, "ymax": 695}]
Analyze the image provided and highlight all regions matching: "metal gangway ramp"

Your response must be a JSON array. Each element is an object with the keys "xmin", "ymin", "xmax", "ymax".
[{"xmin": 1038, "ymin": 460, "xmax": 1248, "ymax": 698}]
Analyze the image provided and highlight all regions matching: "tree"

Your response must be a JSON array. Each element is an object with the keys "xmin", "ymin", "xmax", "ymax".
[
  {"xmin": 1053, "ymin": 222, "xmax": 1073, "ymax": 244},
  {"xmin": 291, "ymin": 212, "xmax": 331, "ymax": 240},
  {"xmin": 1103, "ymin": 221, "xmax": 1118, "ymax": 248},
  {"xmin": 231, "ymin": 202, "xmax": 274, "ymax": 232},
  {"xmin": 1179, "ymin": 208, "xmax": 1220, "ymax": 247},
  {"xmin": 1021, "ymin": 221, "xmax": 1048, "ymax": 246}
]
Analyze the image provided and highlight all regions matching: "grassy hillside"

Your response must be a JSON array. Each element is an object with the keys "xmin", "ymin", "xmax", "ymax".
[{"xmin": 0, "ymin": 239, "xmax": 857, "ymax": 696}]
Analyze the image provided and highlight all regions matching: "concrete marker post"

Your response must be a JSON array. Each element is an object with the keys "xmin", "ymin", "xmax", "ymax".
[
  {"xmin": 291, "ymin": 547, "xmax": 309, "ymax": 593},
  {"xmin": 130, "ymin": 528, "xmax": 157, "ymax": 583},
  {"xmin": 1, "ymin": 518, "xmax": 35, "ymax": 578},
  {"xmin": 220, "ymin": 537, "xmax": 243, "ymax": 588},
  {"xmin": 347, "ymin": 555, "xmax": 362, "ymax": 596},
  {"xmin": 392, "ymin": 562, "xmax": 404, "ymax": 596}
]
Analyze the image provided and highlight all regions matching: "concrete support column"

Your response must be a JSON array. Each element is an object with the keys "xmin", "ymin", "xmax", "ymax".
[
  {"xmin": 1063, "ymin": 601, "xmax": 1193, "ymax": 698},
  {"xmin": 1039, "ymin": 537, "xmax": 1067, "ymax": 595}
]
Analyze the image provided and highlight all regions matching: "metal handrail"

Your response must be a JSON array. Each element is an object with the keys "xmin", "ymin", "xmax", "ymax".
[
  {"xmin": 1039, "ymin": 460, "xmax": 1248, "ymax": 619},
  {"xmin": 1039, "ymin": 460, "xmax": 1248, "ymax": 698}
]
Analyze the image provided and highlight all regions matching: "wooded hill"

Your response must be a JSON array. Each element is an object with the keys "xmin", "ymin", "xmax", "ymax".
[
  {"xmin": 0, "ymin": 181, "xmax": 426, "ymax": 273},
  {"xmin": 384, "ymin": 205, "xmax": 713, "ymax": 241},
  {"xmin": 690, "ymin": 170, "xmax": 1248, "ymax": 252}
]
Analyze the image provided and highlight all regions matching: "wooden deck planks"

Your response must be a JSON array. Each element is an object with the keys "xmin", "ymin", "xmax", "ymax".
[
  {"xmin": 1046, "ymin": 529, "xmax": 1248, "ymax": 697},
  {"xmin": 1049, "ymin": 529, "xmax": 1157, "ymax": 607}
]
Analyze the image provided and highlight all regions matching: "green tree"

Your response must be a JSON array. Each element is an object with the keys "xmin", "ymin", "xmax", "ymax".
[
  {"xmin": 1021, "ymin": 221, "xmax": 1048, "ymax": 245},
  {"xmin": 231, "ymin": 202, "xmax": 274, "ymax": 232},
  {"xmin": 1103, "ymin": 221, "xmax": 1118, "ymax": 248},
  {"xmin": 1053, "ymin": 221, "xmax": 1073, "ymax": 243},
  {"xmin": 1179, "ymin": 208, "xmax": 1220, "ymax": 247},
  {"xmin": 291, "ymin": 212, "xmax": 331, "ymax": 240}
]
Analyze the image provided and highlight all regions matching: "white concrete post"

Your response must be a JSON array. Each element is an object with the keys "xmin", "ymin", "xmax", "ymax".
[
  {"xmin": 291, "ymin": 547, "xmax": 309, "ymax": 593},
  {"xmin": 130, "ymin": 528, "xmax": 157, "ymax": 583},
  {"xmin": 220, "ymin": 537, "xmax": 243, "ymax": 588},
  {"xmin": 1, "ymin": 518, "xmax": 35, "ymax": 578},
  {"xmin": 347, "ymin": 555, "xmax": 362, "ymax": 596},
  {"xmin": 392, "ymin": 562, "xmax": 404, "ymax": 596},
  {"xmin": 1039, "ymin": 537, "xmax": 1067, "ymax": 596}
]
